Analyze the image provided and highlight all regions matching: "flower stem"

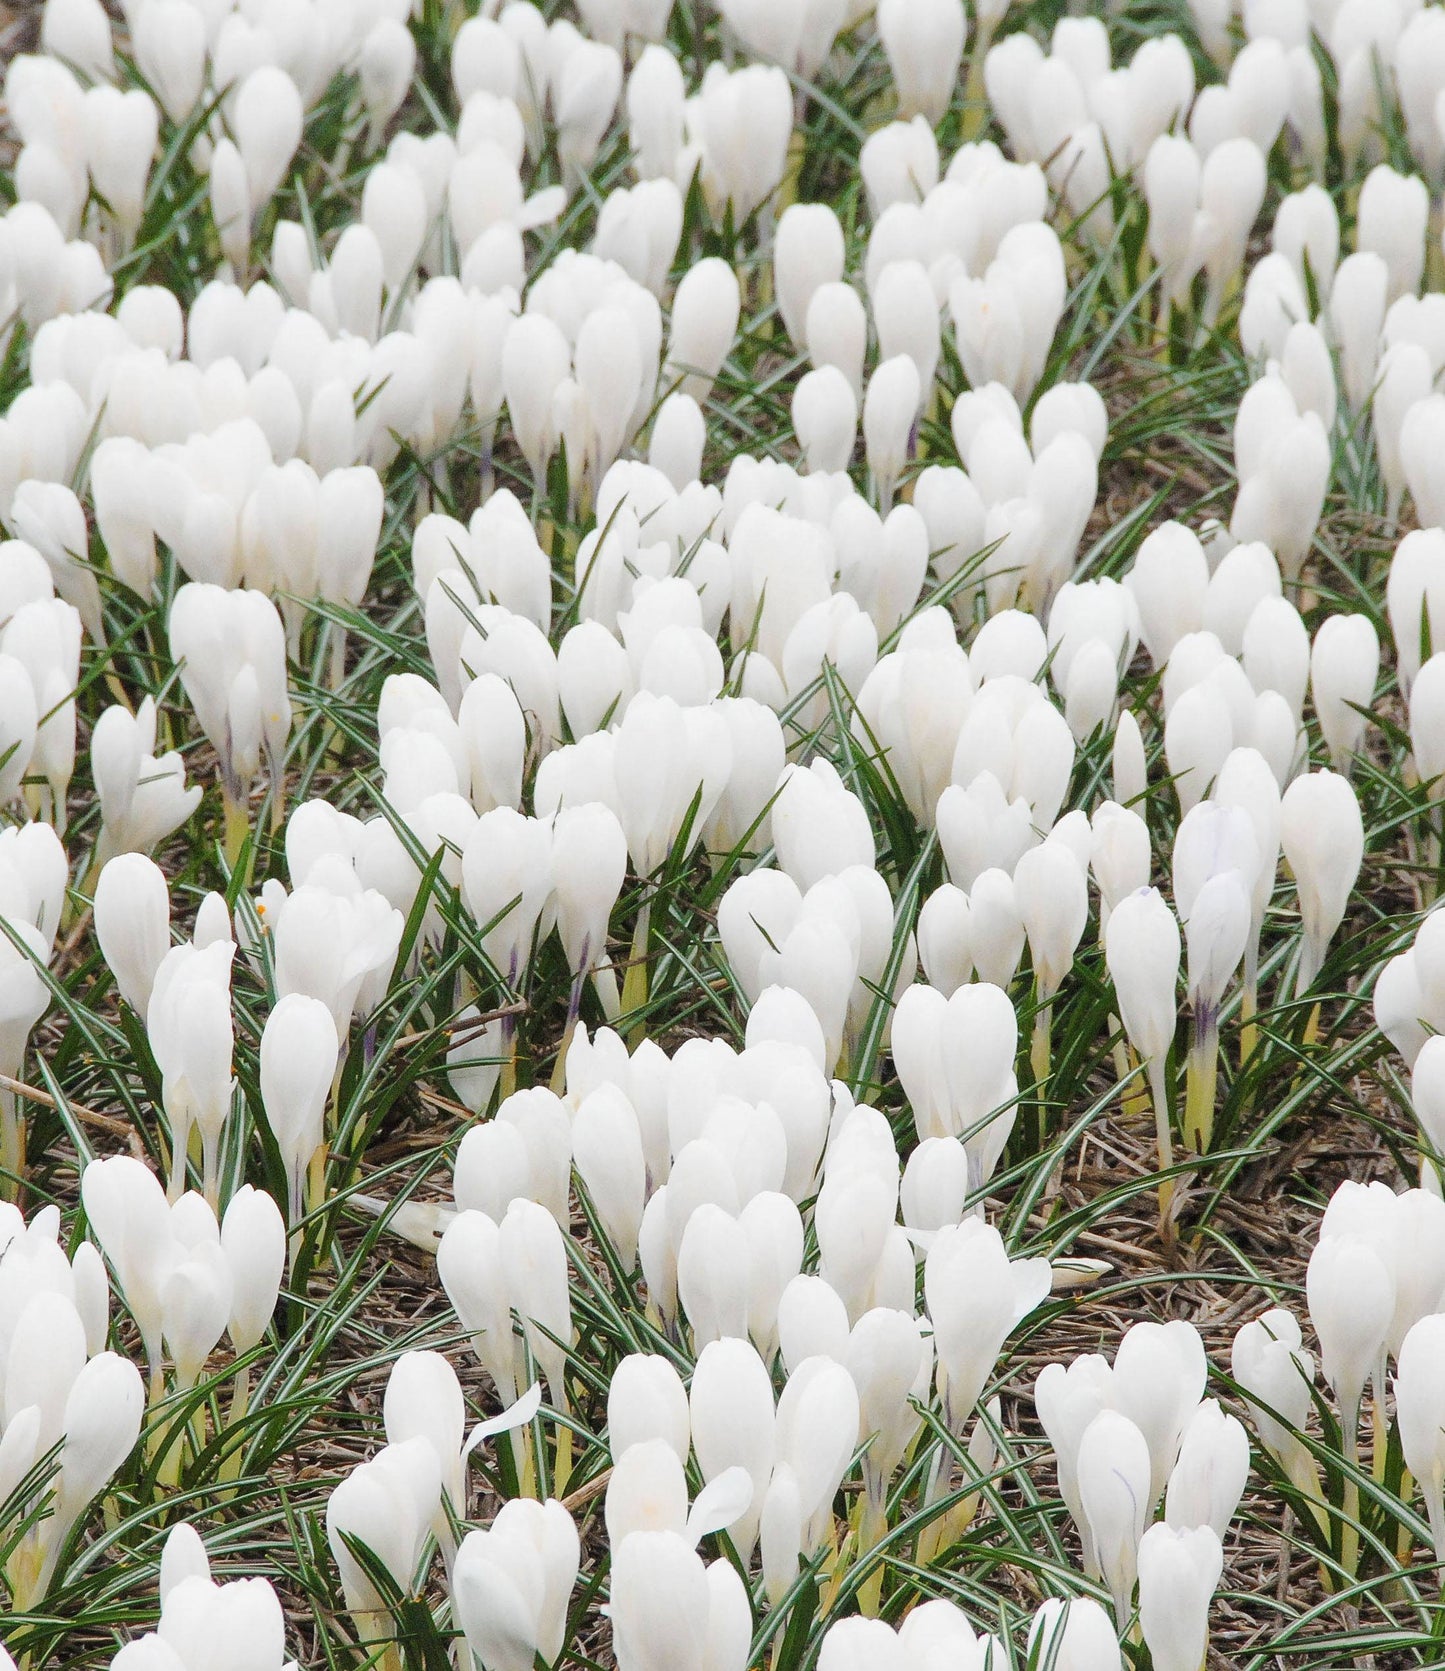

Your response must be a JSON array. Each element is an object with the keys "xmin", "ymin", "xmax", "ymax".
[
  {"xmin": 1146, "ymin": 1057, "xmax": 1177, "ymax": 1241},
  {"xmin": 1336, "ymin": 1406, "xmax": 1361, "ymax": 1583},
  {"xmin": 219, "ymin": 1363, "xmax": 250, "ymax": 1488},
  {"xmin": 0, "ymin": 1089, "xmax": 23, "ymax": 1201},
  {"xmin": 621, "ymin": 902, "xmax": 652, "ymax": 1046},
  {"xmin": 1183, "ymin": 1011, "xmax": 1219, "ymax": 1154},
  {"xmin": 1031, "ymin": 996, "xmax": 1052, "ymax": 1102},
  {"xmin": 221, "ymin": 787, "xmax": 250, "ymax": 874}
]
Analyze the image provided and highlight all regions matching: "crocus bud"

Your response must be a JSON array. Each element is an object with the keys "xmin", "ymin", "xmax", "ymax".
[
  {"xmin": 959, "ymin": 867, "xmax": 1020, "ymax": 991},
  {"xmin": 162, "ymin": 1230, "xmax": 232, "ymax": 1390},
  {"xmin": 925, "ymin": 1219, "xmax": 1050, "ymax": 1431},
  {"xmin": 159, "ymin": 1524, "xmax": 209, "ymax": 1604},
  {"xmin": 8, "ymin": 479, "xmax": 99, "ymax": 640},
  {"xmin": 1137, "ymin": 1522, "xmax": 1223, "ymax": 1671},
  {"xmin": 1396, "ymin": 1312, "xmax": 1445, "ymax": 1562},
  {"xmin": 94, "ymin": 853, "xmax": 170, "ymax": 1019},
  {"xmin": 84, "ymin": 85, "xmax": 157, "ymax": 245},
  {"xmin": 874, "ymin": 256, "xmax": 941, "ymax": 389},
  {"xmin": 1145, "ymin": 134, "xmax": 1202, "ymax": 305},
  {"xmin": 259, "ymin": 993, "xmax": 339, "ymax": 1226},
  {"xmin": 648, "ymin": 393, "xmax": 704, "ymax": 491},
  {"xmin": 131, "ymin": 0, "xmax": 203, "ymax": 124},
  {"xmin": 1112, "ymin": 710, "xmax": 1147, "ymax": 809},
  {"xmin": 232, "ymin": 67, "xmax": 303, "ymax": 217},
  {"xmin": 1101, "ymin": 1319, "xmax": 1203, "ymax": 1517},
  {"xmin": 503, "ymin": 313, "xmax": 571, "ymax": 488},
  {"xmin": 772, "ymin": 1354, "xmax": 858, "ymax": 1520},
  {"xmin": 167, "ymin": 584, "xmax": 291, "ymax": 809},
  {"xmin": 1026, "ymin": 1597, "xmax": 1121, "ymax": 1671},
  {"xmin": 665, "ymin": 259, "xmax": 740, "ymax": 405},
  {"xmin": 326, "ymin": 1438, "xmax": 439, "ymax": 1637},
  {"xmin": 793, "ymin": 366, "xmax": 857, "ymax": 475},
  {"xmin": 1089, "ymin": 803, "xmax": 1151, "ymax": 928},
  {"xmin": 608, "ymin": 1527, "xmax": 750, "ymax": 1671},
  {"xmin": 438, "ymin": 1209, "xmax": 517, "ymax": 1401},
  {"xmin": 891, "ymin": 979, "xmax": 1018, "ymax": 1150},
  {"xmin": 1331, "ymin": 251, "xmax": 1388, "ymax": 416},
  {"xmin": 555, "ymin": 38, "xmax": 622, "ymax": 179},
  {"xmin": 1310, "ymin": 614, "xmax": 1378, "ymax": 772},
  {"xmin": 572, "ymin": 1084, "xmax": 646, "ymax": 1267},
  {"xmin": 862, "ymin": 356, "xmax": 920, "ymax": 509},
  {"xmin": 210, "ymin": 142, "xmax": 250, "ymax": 270},
  {"xmin": 220, "ymin": 1185, "xmax": 285, "ymax": 1356},
  {"xmin": 771, "ymin": 760, "xmax": 875, "ymax": 892},
  {"xmin": 43, "ymin": 0, "xmax": 113, "ymax": 82},
  {"xmin": 359, "ymin": 19, "xmax": 415, "ymax": 149},
  {"xmin": 1126, "ymin": 523, "xmax": 1209, "ymax": 667},
  {"xmin": 1105, "ymin": 888, "xmax": 1181, "ymax": 1098},
  {"xmin": 1014, "ymin": 839, "xmax": 1088, "ymax": 1003},
  {"xmin": 551, "ymin": 802, "xmax": 627, "ymax": 985},
  {"xmin": 628, "ymin": 46, "xmax": 685, "ymax": 179},
  {"xmin": 461, "ymin": 807, "xmax": 554, "ymax": 987},
  {"xmin": 1077, "ymin": 1408, "xmax": 1152, "ymax": 1621},
  {"xmin": 1372, "ymin": 341, "xmax": 1431, "ymax": 525},
  {"xmin": 147, "ymin": 943, "xmax": 235, "ymax": 1204},
  {"xmin": 1231, "ymin": 1306, "xmax": 1315, "ymax": 1486},
  {"xmin": 452, "ymin": 1498, "xmax": 580, "ymax": 1671},
  {"xmin": 54, "ymin": 1349, "xmax": 145, "ymax": 1544},
  {"xmin": 1306, "ymin": 1233, "xmax": 1393, "ymax": 1443},
  {"xmin": 1388, "ymin": 528, "xmax": 1445, "ymax": 698},
  {"xmin": 1357, "ymin": 165, "xmax": 1428, "ymax": 303},
  {"xmin": 774, "ymin": 203, "xmax": 845, "ymax": 349},
  {"xmin": 81, "ymin": 1155, "xmax": 171, "ymax": 1378},
  {"xmin": 951, "ymin": 222, "xmax": 1067, "ymax": 403},
  {"xmin": 845, "ymin": 1307, "xmax": 929, "ymax": 1503},
  {"xmin": 1164, "ymin": 1398, "xmax": 1249, "ymax": 1537},
  {"xmin": 498, "ymin": 1197, "xmax": 573, "ymax": 1409},
  {"xmin": 695, "ymin": 61, "xmax": 793, "ymax": 225},
  {"xmin": 0, "ymin": 652, "xmax": 36, "ymax": 808},
  {"xmin": 575, "ymin": 305, "xmax": 646, "ymax": 487},
  {"xmin": 877, "ymin": 0, "xmax": 965, "ymax": 122},
  {"xmin": 1034, "ymin": 1352, "xmax": 1115, "ymax": 1574},
  {"xmin": 1197, "ymin": 136, "xmax": 1267, "ymax": 324},
  {"xmin": 608, "ymin": 1354, "xmax": 690, "ymax": 1463},
  {"xmin": 915, "ymin": 885, "xmax": 973, "ymax": 996},
  {"xmin": 1279, "ymin": 769, "xmax": 1363, "ymax": 993},
  {"xmin": 806, "ymin": 282, "xmax": 868, "ymax": 401},
  {"xmin": 1412, "ymin": 1035, "xmax": 1445, "ymax": 1157},
  {"xmin": 1183, "ymin": 869, "xmax": 1250, "ymax": 1030},
  {"xmin": 689, "ymin": 1336, "xmax": 776, "ymax": 1559}
]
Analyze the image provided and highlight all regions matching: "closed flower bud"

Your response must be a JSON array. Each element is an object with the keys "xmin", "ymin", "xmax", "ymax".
[
  {"xmin": 878, "ymin": 0, "xmax": 965, "ymax": 125},
  {"xmin": 259, "ymin": 993, "xmax": 339, "ymax": 1226},
  {"xmin": 665, "ymin": 259, "xmax": 740, "ymax": 405},
  {"xmin": 608, "ymin": 1354, "xmax": 690, "ymax": 1463},
  {"xmin": 220, "ymin": 1185, "xmax": 285, "ymax": 1355},
  {"xmin": 1279, "ymin": 769, "xmax": 1363, "ymax": 993},
  {"xmin": 1078, "ymin": 1407, "xmax": 1152, "ymax": 1620},
  {"xmin": 806, "ymin": 282, "xmax": 868, "ymax": 402},
  {"xmin": 1026, "ymin": 1597, "xmax": 1121, "ymax": 1671},
  {"xmin": 232, "ymin": 68, "xmax": 303, "ymax": 217},
  {"xmin": 1137, "ymin": 1522, "xmax": 1223, "ymax": 1671},
  {"xmin": 1164, "ymin": 1396, "xmax": 1249, "ymax": 1541},
  {"xmin": 1396, "ymin": 1312, "xmax": 1445, "ymax": 1562},
  {"xmin": 1106, "ymin": 887, "xmax": 1181, "ymax": 1075},
  {"xmin": 792, "ymin": 366, "xmax": 857, "ymax": 476},
  {"xmin": 1310, "ymin": 613, "xmax": 1378, "ymax": 771},
  {"xmin": 774, "ymin": 203, "xmax": 845, "ymax": 349},
  {"xmin": 94, "ymin": 853, "xmax": 170, "ymax": 1019},
  {"xmin": 1306, "ymin": 1232, "xmax": 1393, "ymax": 1441}
]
